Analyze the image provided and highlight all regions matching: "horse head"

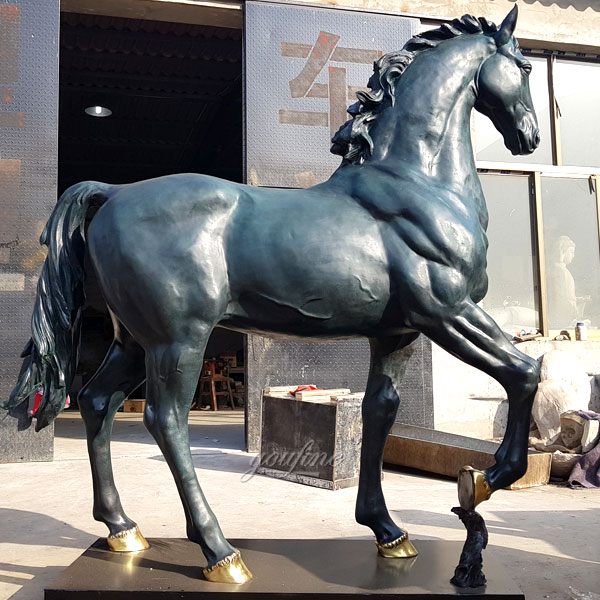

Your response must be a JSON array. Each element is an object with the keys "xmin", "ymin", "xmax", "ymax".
[{"xmin": 475, "ymin": 6, "xmax": 540, "ymax": 155}]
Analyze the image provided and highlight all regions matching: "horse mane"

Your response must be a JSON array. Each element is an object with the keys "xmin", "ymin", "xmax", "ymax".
[{"xmin": 330, "ymin": 15, "xmax": 499, "ymax": 164}]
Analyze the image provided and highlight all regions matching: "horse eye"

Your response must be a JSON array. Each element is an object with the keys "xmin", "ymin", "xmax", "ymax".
[{"xmin": 521, "ymin": 62, "xmax": 532, "ymax": 75}]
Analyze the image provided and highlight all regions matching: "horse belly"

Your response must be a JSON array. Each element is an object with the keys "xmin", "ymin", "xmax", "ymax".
[{"xmin": 225, "ymin": 226, "xmax": 392, "ymax": 338}]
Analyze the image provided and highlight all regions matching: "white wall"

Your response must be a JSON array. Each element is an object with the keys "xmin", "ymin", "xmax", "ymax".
[{"xmin": 432, "ymin": 340, "xmax": 600, "ymax": 439}]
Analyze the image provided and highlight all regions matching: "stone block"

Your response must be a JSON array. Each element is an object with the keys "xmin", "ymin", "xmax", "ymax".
[
  {"xmin": 550, "ymin": 451, "xmax": 581, "ymax": 479},
  {"xmin": 383, "ymin": 424, "xmax": 550, "ymax": 489},
  {"xmin": 258, "ymin": 393, "xmax": 362, "ymax": 489}
]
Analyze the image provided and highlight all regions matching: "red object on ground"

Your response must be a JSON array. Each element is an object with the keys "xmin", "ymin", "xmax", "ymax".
[{"xmin": 290, "ymin": 385, "xmax": 322, "ymax": 397}]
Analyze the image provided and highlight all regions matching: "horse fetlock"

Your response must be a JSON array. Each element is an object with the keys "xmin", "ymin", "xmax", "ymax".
[
  {"xmin": 186, "ymin": 525, "xmax": 205, "ymax": 545},
  {"xmin": 506, "ymin": 457, "xmax": 528, "ymax": 482},
  {"xmin": 355, "ymin": 504, "xmax": 402, "ymax": 543},
  {"xmin": 355, "ymin": 502, "xmax": 379, "ymax": 527},
  {"xmin": 187, "ymin": 524, "xmax": 236, "ymax": 563},
  {"xmin": 486, "ymin": 458, "xmax": 528, "ymax": 490},
  {"xmin": 93, "ymin": 504, "xmax": 135, "ymax": 535}
]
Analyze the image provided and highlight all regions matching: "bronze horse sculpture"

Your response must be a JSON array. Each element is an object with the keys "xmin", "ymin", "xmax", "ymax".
[{"xmin": 4, "ymin": 7, "xmax": 540, "ymax": 584}]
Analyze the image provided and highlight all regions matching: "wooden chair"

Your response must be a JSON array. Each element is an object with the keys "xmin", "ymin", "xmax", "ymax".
[{"xmin": 194, "ymin": 373, "xmax": 235, "ymax": 411}]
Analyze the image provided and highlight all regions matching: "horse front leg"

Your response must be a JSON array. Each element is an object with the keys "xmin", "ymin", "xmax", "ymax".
[
  {"xmin": 143, "ymin": 341, "xmax": 252, "ymax": 584},
  {"xmin": 356, "ymin": 333, "xmax": 420, "ymax": 558},
  {"xmin": 416, "ymin": 300, "xmax": 540, "ymax": 509},
  {"xmin": 78, "ymin": 334, "xmax": 148, "ymax": 550}
]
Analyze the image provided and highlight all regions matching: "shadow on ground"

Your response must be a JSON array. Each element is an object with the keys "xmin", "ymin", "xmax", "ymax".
[
  {"xmin": 54, "ymin": 410, "xmax": 246, "ymax": 451},
  {"xmin": 147, "ymin": 448, "xmax": 257, "ymax": 477},
  {"xmin": 0, "ymin": 509, "xmax": 96, "ymax": 600},
  {"xmin": 393, "ymin": 507, "xmax": 599, "ymax": 565}
]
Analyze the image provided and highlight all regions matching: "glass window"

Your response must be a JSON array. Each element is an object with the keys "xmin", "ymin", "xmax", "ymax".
[
  {"xmin": 541, "ymin": 177, "xmax": 600, "ymax": 332},
  {"xmin": 474, "ymin": 56, "xmax": 552, "ymax": 164},
  {"xmin": 479, "ymin": 174, "xmax": 539, "ymax": 332},
  {"xmin": 554, "ymin": 60, "xmax": 600, "ymax": 168}
]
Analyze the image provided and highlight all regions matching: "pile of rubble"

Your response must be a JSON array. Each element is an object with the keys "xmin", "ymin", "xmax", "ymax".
[{"xmin": 529, "ymin": 350, "xmax": 600, "ymax": 486}]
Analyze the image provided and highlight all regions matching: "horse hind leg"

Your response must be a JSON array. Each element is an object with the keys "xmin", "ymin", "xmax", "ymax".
[
  {"xmin": 143, "ymin": 339, "xmax": 252, "ymax": 584},
  {"xmin": 78, "ymin": 330, "xmax": 148, "ymax": 551},
  {"xmin": 355, "ymin": 333, "xmax": 420, "ymax": 558}
]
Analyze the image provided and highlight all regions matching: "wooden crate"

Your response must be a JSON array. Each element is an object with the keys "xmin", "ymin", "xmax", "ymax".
[
  {"xmin": 123, "ymin": 400, "xmax": 146, "ymax": 413},
  {"xmin": 259, "ymin": 393, "xmax": 363, "ymax": 490}
]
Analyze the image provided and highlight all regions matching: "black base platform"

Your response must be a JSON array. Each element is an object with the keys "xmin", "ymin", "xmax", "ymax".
[{"xmin": 45, "ymin": 538, "xmax": 524, "ymax": 599}]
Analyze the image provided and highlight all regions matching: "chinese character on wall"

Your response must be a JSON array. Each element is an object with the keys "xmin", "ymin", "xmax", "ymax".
[{"xmin": 279, "ymin": 31, "xmax": 381, "ymax": 138}]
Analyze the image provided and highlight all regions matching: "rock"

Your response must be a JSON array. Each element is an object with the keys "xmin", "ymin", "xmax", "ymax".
[
  {"xmin": 550, "ymin": 450, "xmax": 581, "ymax": 479},
  {"xmin": 560, "ymin": 411, "xmax": 586, "ymax": 449},
  {"xmin": 590, "ymin": 376, "xmax": 600, "ymax": 413},
  {"xmin": 533, "ymin": 380, "xmax": 581, "ymax": 440},
  {"xmin": 532, "ymin": 351, "xmax": 591, "ymax": 440},
  {"xmin": 540, "ymin": 350, "xmax": 590, "ymax": 405},
  {"xmin": 582, "ymin": 418, "xmax": 600, "ymax": 454},
  {"xmin": 560, "ymin": 410, "xmax": 600, "ymax": 453}
]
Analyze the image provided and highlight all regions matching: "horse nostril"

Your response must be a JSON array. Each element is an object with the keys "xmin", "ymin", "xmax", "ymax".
[{"xmin": 534, "ymin": 129, "xmax": 541, "ymax": 146}]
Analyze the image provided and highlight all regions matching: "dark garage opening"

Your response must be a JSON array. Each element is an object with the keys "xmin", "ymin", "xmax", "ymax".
[{"xmin": 58, "ymin": 12, "xmax": 245, "ymax": 405}]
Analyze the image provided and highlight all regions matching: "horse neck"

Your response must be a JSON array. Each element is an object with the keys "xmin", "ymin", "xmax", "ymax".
[{"xmin": 369, "ymin": 36, "xmax": 496, "ymax": 198}]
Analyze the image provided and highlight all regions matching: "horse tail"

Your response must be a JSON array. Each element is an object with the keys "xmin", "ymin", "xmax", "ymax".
[{"xmin": 2, "ymin": 181, "xmax": 112, "ymax": 431}]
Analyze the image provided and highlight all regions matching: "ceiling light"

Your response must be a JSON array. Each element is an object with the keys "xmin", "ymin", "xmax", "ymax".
[{"xmin": 85, "ymin": 105, "xmax": 112, "ymax": 117}]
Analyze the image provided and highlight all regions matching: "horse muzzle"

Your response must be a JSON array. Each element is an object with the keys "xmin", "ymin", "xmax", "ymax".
[
  {"xmin": 513, "ymin": 126, "xmax": 540, "ymax": 155},
  {"xmin": 508, "ymin": 110, "xmax": 540, "ymax": 155}
]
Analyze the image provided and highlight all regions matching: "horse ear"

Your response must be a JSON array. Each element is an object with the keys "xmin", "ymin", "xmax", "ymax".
[{"xmin": 495, "ymin": 5, "xmax": 518, "ymax": 47}]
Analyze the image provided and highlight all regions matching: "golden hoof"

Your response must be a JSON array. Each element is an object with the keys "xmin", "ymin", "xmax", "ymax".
[
  {"xmin": 203, "ymin": 550, "xmax": 253, "ymax": 584},
  {"xmin": 376, "ymin": 532, "xmax": 419, "ymax": 558},
  {"xmin": 458, "ymin": 466, "xmax": 492, "ymax": 510},
  {"xmin": 107, "ymin": 525, "xmax": 150, "ymax": 552}
]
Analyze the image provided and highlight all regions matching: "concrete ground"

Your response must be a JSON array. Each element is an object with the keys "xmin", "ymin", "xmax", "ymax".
[{"xmin": 1, "ymin": 410, "xmax": 599, "ymax": 600}]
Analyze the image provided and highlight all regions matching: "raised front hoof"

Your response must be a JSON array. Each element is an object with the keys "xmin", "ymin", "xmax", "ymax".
[
  {"xmin": 458, "ymin": 466, "xmax": 492, "ymax": 510},
  {"xmin": 203, "ymin": 550, "xmax": 253, "ymax": 584},
  {"xmin": 107, "ymin": 525, "xmax": 150, "ymax": 552},
  {"xmin": 376, "ymin": 533, "xmax": 419, "ymax": 558}
]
